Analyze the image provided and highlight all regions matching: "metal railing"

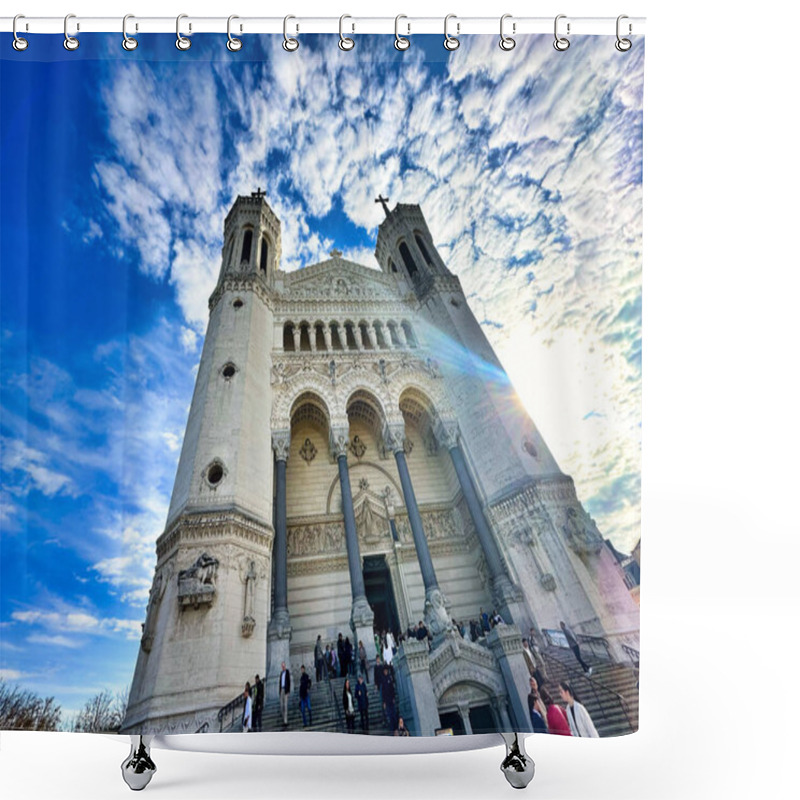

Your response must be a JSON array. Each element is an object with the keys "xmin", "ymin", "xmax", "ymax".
[
  {"xmin": 327, "ymin": 675, "xmax": 345, "ymax": 733},
  {"xmin": 195, "ymin": 721, "xmax": 209, "ymax": 733},
  {"xmin": 541, "ymin": 649, "xmax": 634, "ymax": 733},
  {"xmin": 576, "ymin": 634, "xmax": 612, "ymax": 662},
  {"xmin": 622, "ymin": 644, "xmax": 640, "ymax": 668},
  {"xmin": 541, "ymin": 628, "xmax": 612, "ymax": 662}
]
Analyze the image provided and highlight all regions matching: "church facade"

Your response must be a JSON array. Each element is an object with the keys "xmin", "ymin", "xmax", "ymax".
[{"xmin": 122, "ymin": 191, "xmax": 640, "ymax": 736}]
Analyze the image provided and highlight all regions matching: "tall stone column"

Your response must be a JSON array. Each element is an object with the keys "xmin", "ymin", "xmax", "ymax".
[
  {"xmin": 367, "ymin": 323, "xmax": 378, "ymax": 350},
  {"xmin": 309, "ymin": 324, "xmax": 317, "ymax": 352},
  {"xmin": 267, "ymin": 431, "xmax": 292, "ymax": 680},
  {"xmin": 396, "ymin": 325, "xmax": 408, "ymax": 347},
  {"xmin": 457, "ymin": 703, "xmax": 474, "ymax": 735},
  {"xmin": 384, "ymin": 422, "xmax": 452, "ymax": 644},
  {"xmin": 292, "ymin": 324, "xmax": 301, "ymax": 352},
  {"xmin": 322, "ymin": 323, "xmax": 332, "ymax": 351},
  {"xmin": 435, "ymin": 419, "xmax": 526, "ymax": 625},
  {"xmin": 330, "ymin": 427, "xmax": 376, "ymax": 662}
]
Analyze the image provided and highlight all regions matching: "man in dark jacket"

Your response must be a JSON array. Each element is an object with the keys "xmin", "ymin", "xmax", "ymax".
[
  {"xmin": 299, "ymin": 665, "xmax": 313, "ymax": 727},
  {"xmin": 253, "ymin": 674, "xmax": 264, "ymax": 732},
  {"xmin": 354, "ymin": 674, "xmax": 369, "ymax": 731},
  {"xmin": 337, "ymin": 633, "xmax": 345, "ymax": 678},
  {"xmin": 380, "ymin": 666, "xmax": 396, "ymax": 731},
  {"xmin": 416, "ymin": 620, "xmax": 428, "ymax": 641},
  {"xmin": 560, "ymin": 620, "xmax": 592, "ymax": 675},
  {"xmin": 314, "ymin": 635, "xmax": 324, "ymax": 682},
  {"xmin": 278, "ymin": 662, "xmax": 291, "ymax": 726}
]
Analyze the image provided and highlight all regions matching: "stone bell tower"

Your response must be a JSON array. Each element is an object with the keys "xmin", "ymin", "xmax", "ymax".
[
  {"xmin": 375, "ymin": 199, "xmax": 639, "ymax": 658},
  {"xmin": 123, "ymin": 190, "xmax": 280, "ymax": 734}
]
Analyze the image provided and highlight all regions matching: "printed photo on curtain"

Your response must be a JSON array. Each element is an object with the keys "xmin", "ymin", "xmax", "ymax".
[{"xmin": 0, "ymin": 30, "xmax": 643, "ymax": 749}]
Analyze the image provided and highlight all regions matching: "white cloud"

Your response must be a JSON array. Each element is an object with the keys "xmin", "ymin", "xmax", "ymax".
[
  {"xmin": 12, "ymin": 606, "xmax": 142, "ymax": 642},
  {"xmin": 27, "ymin": 634, "xmax": 82, "ymax": 649},
  {"xmin": 0, "ymin": 669, "xmax": 27, "ymax": 680},
  {"xmin": 85, "ymin": 35, "xmax": 643, "ymax": 552}
]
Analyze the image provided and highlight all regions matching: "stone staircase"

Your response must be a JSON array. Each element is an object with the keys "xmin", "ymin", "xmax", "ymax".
[
  {"xmin": 255, "ymin": 674, "xmax": 395, "ymax": 735},
  {"xmin": 539, "ymin": 646, "xmax": 639, "ymax": 737}
]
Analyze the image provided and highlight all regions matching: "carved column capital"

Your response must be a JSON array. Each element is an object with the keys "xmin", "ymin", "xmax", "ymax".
[
  {"xmin": 434, "ymin": 417, "xmax": 460, "ymax": 450},
  {"xmin": 272, "ymin": 430, "xmax": 291, "ymax": 462},
  {"xmin": 330, "ymin": 426, "xmax": 350, "ymax": 459},
  {"xmin": 382, "ymin": 421, "xmax": 407, "ymax": 454}
]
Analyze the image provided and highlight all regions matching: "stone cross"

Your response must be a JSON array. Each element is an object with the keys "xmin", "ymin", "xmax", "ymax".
[
  {"xmin": 251, "ymin": 187, "xmax": 266, "ymax": 199},
  {"xmin": 330, "ymin": 248, "xmax": 343, "ymax": 259},
  {"xmin": 375, "ymin": 194, "xmax": 391, "ymax": 217}
]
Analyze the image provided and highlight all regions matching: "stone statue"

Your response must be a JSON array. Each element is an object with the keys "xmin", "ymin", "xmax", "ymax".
[
  {"xmin": 241, "ymin": 560, "xmax": 257, "ymax": 637},
  {"xmin": 177, "ymin": 552, "xmax": 219, "ymax": 608},
  {"xmin": 424, "ymin": 588, "xmax": 454, "ymax": 639},
  {"xmin": 562, "ymin": 507, "xmax": 603, "ymax": 555},
  {"xmin": 141, "ymin": 571, "xmax": 164, "ymax": 653}
]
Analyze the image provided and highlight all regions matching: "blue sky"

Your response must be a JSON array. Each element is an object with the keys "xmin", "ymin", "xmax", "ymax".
[{"xmin": 0, "ymin": 34, "xmax": 643, "ymax": 720}]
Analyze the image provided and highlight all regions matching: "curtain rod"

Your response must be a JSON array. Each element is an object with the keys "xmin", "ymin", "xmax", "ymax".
[{"xmin": 1, "ymin": 16, "xmax": 645, "ymax": 36}]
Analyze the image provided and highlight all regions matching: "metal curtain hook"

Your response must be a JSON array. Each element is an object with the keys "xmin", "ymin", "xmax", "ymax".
[
  {"xmin": 176, "ymin": 14, "xmax": 191, "ymax": 50},
  {"xmin": 283, "ymin": 15, "xmax": 299, "ymax": 51},
  {"xmin": 339, "ymin": 15, "xmax": 354, "ymax": 51},
  {"xmin": 122, "ymin": 14, "xmax": 138, "ymax": 51},
  {"xmin": 63, "ymin": 13, "xmax": 79, "ymax": 51},
  {"xmin": 444, "ymin": 14, "xmax": 460, "ymax": 51},
  {"xmin": 227, "ymin": 15, "xmax": 242, "ymax": 51},
  {"xmin": 499, "ymin": 14, "xmax": 515, "ymax": 51},
  {"xmin": 394, "ymin": 15, "xmax": 410, "ymax": 51},
  {"xmin": 616, "ymin": 14, "xmax": 632, "ymax": 51},
  {"xmin": 554, "ymin": 14, "xmax": 570, "ymax": 51},
  {"xmin": 12, "ymin": 14, "xmax": 29, "ymax": 51}
]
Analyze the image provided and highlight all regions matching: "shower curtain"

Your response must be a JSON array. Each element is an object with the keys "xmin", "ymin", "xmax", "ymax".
[{"xmin": 0, "ymin": 30, "xmax": 642, "ymax": 741}]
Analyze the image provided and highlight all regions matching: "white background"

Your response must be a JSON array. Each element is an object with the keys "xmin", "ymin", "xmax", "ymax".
[{"xmin": 1, "ymin": 0, "xmax": 798, "ymax": 798}]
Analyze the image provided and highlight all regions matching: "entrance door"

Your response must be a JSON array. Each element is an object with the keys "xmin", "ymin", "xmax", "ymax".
[
  {"xmin": 468, "ymin": 704, "xmax": 497, "ymax": 734},
  {"xmin": 362, "ymin": 555, "xmax": 401, "ymax": 638}
]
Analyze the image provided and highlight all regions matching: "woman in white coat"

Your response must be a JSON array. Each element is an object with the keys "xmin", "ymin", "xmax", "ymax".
[{"xmin": 559, "ymin": 681, "xmax": 599, "ymax": 738}]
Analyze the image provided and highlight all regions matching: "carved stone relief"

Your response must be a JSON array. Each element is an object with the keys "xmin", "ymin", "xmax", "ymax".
[
  {"xmin": 562, "ymin": 506, "xmax": 604, "ymax": 555},
  {"xmin": 177, "ymin": 552, "xmax": 219, "ymax": 609},
  {"xmin": 299, "ymin": 437, "xmax": 317, "ymax": 464}
]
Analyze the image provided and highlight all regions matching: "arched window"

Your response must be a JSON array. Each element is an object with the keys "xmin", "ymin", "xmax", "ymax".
[
  {"xmin": 388, "ymin": 258, "xmax": 398, "ymax": 273},
  {"xmin": 283, "ymin": 323, "xmax": 295, "ymax": 351},
  {"xmin": 415, "ymin": 234, "xmax": 433, "ymax": 266},
  {"xmin": 259, "ymin": 237, "xmax": 268, "ymax": 272},
  {"xmin": 401, "ymin": 321, "xmax": 417, "ymax": 348},
  {"xmin": 398, "ymin": 242, "xmax": 418, "ymax": 280},
  {"xmin": 240, "ymin": 229, "xmax": 253, "ymax": 264}
]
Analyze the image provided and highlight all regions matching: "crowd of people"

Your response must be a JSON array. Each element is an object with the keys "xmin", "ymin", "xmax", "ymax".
[
  {"xmin": 239, "ymin": 615, "xmax": 600, "ymax": 738},
  {"xmin": 523, "ymin": 622, "xmax": 600, "ymax": 738}
]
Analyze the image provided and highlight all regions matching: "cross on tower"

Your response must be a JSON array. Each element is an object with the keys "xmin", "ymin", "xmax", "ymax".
[
  {"xmin": 375, "ymin": 194, "xmax": 391, "ymax": 217},
  {"xmin": 251, "ymin": 187, "xmax": 266, "ymax": 200},
  {"xmin": 329, "ymin": 248, "xmax": 343, "ymax": 259}
]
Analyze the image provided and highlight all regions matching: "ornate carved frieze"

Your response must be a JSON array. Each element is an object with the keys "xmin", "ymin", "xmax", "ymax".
[
  {"xmin": 269, "ymin": 351, "xmax": 454, "ymax": 429},
  {"xmin": 208, "ymin": 274, "xmax": 275, "ymax": 314},
  {"xmin": 287, "ymin": 522, "xmax": 346, "ymax": 558},
  {"xmin": 156, "ymin": 511, "xmax": 273, "ymax": 564},
  {"xmin": 177, "ymin": 553, "xmax": 219, "ymax": 609}
]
